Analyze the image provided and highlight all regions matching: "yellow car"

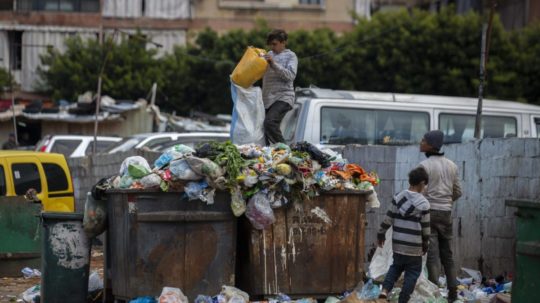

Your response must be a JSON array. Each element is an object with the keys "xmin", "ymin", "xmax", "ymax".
[{"xmin": 0, "ymin": 151, "xmax": 74, "ymax": 212}]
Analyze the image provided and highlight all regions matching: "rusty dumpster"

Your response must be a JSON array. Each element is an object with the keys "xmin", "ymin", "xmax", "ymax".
[
  {"xmin": 104, "ymin": 189, "xmax": 236, "ymax": 302},
  {"xmin": 237, "ymin": 190, "xmax": 371, "ymax": 298}
]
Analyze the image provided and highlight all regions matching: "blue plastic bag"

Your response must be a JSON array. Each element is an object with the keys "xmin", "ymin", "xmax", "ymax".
[
  {"xmin": 357, "ymin": 279, "xmax": 380, "ymax": 299},
  {"xmin": 130, "ymin": 296, "xmax": 156, "ymax": 303}
]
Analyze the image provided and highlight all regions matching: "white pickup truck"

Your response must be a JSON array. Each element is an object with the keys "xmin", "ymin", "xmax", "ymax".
[{"xmin": 281, "ymin": 87, "xmax": 540, "ymax": 146}]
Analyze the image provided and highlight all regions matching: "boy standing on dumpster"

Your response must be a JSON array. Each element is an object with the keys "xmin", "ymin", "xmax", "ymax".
[{"xmin": 377, "ymin": 167, "xmax": 430, "ymax": 303}]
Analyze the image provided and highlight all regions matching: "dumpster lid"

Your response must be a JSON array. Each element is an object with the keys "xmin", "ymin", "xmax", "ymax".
[
  {"xmin": 321, "ymin": 189, "xmax": 373, "ymax": 195},
  {"xmin": 42, "ymin": 212, "xmax": 84, "ymax": 220},
  {"xmin": 505, "ymin": 199, "xmax": 540, "ymax": 209}
]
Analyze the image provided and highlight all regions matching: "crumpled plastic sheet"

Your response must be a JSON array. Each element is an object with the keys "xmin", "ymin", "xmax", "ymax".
[
  {"xmin": 169, "ymin": 159, "xmax": 202, "ymax": 181},
  {"xmin": 185, "ymin": 156, "xmax": 224, "ymax": 180},
  {"xmin": 221, "ymin": 285, "xmax": 249, "ymax": 303},
  {"xmin": 154, "ymin": 150, "xmax": 185, "ymax": 169},
  {"xmin": 245, "ymin": 190, "xmax": 276, "ymax": 230},
  {"xmin": 231, "ymin": 188, "xmax": 247, "ymax": 217},
  {"xmin": 185, "ymin": 181, "xmax": 216, "ymax": 204}
]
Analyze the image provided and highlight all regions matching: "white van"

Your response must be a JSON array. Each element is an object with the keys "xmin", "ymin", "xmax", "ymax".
[{"xmin": 281, "ymin": 88, "xmax": 540, "ymax": 146}]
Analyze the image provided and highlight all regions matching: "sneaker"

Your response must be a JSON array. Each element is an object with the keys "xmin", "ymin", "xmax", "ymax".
[{"xmin": 378, "ymin": 290, "xmax": 388, "ymax": 299}]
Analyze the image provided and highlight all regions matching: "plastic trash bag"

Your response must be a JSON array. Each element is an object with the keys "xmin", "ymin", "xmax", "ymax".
[
  {"xmin": 130, "ymin": 297, "xmax": 157, "ymax": 303},
  {"xmin": 195, "ymin": 295, "xmax": 213, "ymax": 303},
  {"xmin": 119, "ymin": 175, "xmax": 134, "ymax": 189},
  {"xmin": 169, "ymin": 144, "xmax": 196, "ymax": 155},
  {"xmin": 21, "ymin": 267, "xmax": 41, "ymax": 278},
  {"xmin": 83, "ymin": 192, "xmax": 107, "ymax": 238},
  {"xmin": 357, "ymin": 279, "xmax": 380, "ymax": 299},
  {"xmin": 366, "ymin": 187, "xmax": 380, "ymax": 209},
  {"xmin": 185, "ymin": 181, "xmax": 215, "ymax": 204},
  {"xmin": 154, "ymin": 150, "xmax": 185, "ymax": 169},
  {"xmin": 221, "ymin": 285, "xmax": 249, "ymax": 303},
  {"xmin": 159, "ymin": 287, "xmax": 188, "ymax": 303},
  {"xmin": 88, "ymin": 271, "xmax": 103, "ymax": 292},
  {"xmin": 231, "ymin": 188, "xmax": 247, "ymax": 217},
  {"xmin": 246, "ymin": 191, "xmax": 276, "ymax": 229},
  {"xmin": 230, "ymin": 81, "xmax": 266, "ymax": 146},
  {"xmin": 141, "ymin": 173, "xmax": 162, "ymax": 189},
  {"xmin": 368, "ymin": 229, "xmax": 394, "ymax": 280},
  {"xmin": 324, "ymin": 297, "xmax": 340, "ymax": 303},
  {"xmin": 169, "ymin": 159, "xmax": 202, "ymax": 181},
  {"xmin": 21, "ymin": 284, "xmax": 40, "ymax": 303},
  {"xmin": 290, "ymin": 141, "xmax": 331, "ymax": 168},
  {"xmin": 461, "ymin": 267, "xmax": 482, "ymax": 283},
  {"xmin": 185, "ymin": 157, "xmax": 224, "ymax": 180},
  {"xmin": 231, "ymin": 46, "xmax": 268, "ymax": 88},
  {"xmin": 120, "ymin": 156, "xmax": 151, "ymax": 177}
]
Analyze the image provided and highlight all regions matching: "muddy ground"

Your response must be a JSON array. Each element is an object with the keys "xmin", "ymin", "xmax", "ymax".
[{"xmin": 0, "ymin": 246, "xmax": 104, "ymax": 302}]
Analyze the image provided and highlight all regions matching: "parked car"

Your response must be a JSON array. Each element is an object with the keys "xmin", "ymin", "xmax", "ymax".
[
  {"xmin": 105, "ymin": 132, "xmax": 229, "ymax": 154},
  {"xmin": 35, "ymin": 135, "xmax": 122, "ymax": 158},
  {"xmin": 283, "ymin": 88, "xmax": 540, "ymax": 146},
  {"xmin": 0, "ymin": 151, "xmax": 75, "ymax": 212},
  {"xmin": 147, "ymin": 133, "xmax": 230, "ymax": 152}
]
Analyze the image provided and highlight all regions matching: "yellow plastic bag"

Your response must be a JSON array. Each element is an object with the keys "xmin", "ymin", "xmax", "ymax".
[{"xmin": 231, "ymin": 46, "xmax": 268, "ymax": 88}]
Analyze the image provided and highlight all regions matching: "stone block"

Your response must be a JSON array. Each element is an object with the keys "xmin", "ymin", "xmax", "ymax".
[{"xmin": 524, "ymin": 139, "xmax": 540, "ymax": 158}]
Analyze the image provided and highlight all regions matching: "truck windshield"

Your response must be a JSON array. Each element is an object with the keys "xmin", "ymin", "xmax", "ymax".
[{"xmin": 320, "ymin": 107, "xmax": 429, "ymax": 145}]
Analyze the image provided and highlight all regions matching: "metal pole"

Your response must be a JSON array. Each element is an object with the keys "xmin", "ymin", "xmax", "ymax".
[
  {"xmin": 474, "ymin": 24, "xmax": 487, "ymax": 139},
  {"xmin": 10, "ymin": 42, "xmax": 18, "ymax": 145}
]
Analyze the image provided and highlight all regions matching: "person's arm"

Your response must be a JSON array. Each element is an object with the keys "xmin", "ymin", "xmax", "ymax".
[
  {"xmin": 421, "ymin": 209, "xmax": 431, "ymax": 254},
  {"xmin": 377, "ymin": 202, "xmax": 395, "ymax": 247},
  {"xmin": 452, "ymin": 164, "xmax": 462, "ymax": 201},
  {"xmin": 269, "ymin": 53, "xmax": 297, "ymax": 82}
]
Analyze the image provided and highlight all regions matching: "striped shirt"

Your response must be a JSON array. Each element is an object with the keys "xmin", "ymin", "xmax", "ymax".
[
  {"xmin": 378, "ymin": 190, "xmax": 431, "ymax": 256},
  {"xmin": 262, "ymin": 49, "xmax": 298, "ymax": 109}
]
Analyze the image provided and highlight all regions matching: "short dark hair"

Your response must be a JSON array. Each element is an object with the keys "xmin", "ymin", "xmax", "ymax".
[
  {"xmin": 409, "ymin": 167, "xmax": 429, "ymax": 186},
  {"xmin": 267, "ymin": 29, "xmax": 288, "ymax": 45}
]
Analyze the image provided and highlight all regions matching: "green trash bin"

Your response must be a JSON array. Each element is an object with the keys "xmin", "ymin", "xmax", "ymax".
[
  {"xmin": 505, "ymin": 199, "xmax": 540, "ymax": 303},
  {"xmin": 41, "ymin": 212, "xmax": 91, "ymax": 303}
]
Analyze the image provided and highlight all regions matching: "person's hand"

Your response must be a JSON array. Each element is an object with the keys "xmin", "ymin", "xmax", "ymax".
[
  {"xmin": 377, "ymin": 239, "xmax": 385, "ymax": 248},
  {"xmin": 422, "ymin": 242, "xmax": 429, "ymax": 255},
  {"xmin": 264, "ymin": 54, "xmax": 273, "ymax": 65}
]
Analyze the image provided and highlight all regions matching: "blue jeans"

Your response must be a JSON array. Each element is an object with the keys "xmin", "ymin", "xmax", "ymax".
[{"xmin": 382, "ymin": 253, "xmax": 422, "ymax": 303}]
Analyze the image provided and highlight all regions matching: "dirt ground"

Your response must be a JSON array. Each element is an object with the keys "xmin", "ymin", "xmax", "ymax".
[{"xmin": 0, "ymin": 245, "xmax": 104, "ymax": 303}]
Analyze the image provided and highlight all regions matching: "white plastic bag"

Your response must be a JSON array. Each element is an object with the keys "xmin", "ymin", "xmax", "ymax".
[
  {"xmin": 368, "ymin": 228, "xmax": 393, "ymax": 280},
  {"xmin": 230, "ymin": 81, "xmax": 265, "ymax": 145},
  {"xmin": 159, "ymin": 287, "xmax": 188, "ymax": 303}
]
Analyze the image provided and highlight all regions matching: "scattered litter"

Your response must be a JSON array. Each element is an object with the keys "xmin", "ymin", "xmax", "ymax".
[
  {"xmin": 130, "ymin": 296, "xmax": 157, "ymax": 303},
  {"xmin": 21, "ymin": 267, "xmax": 41, "ymax": 279},
  {"xmin": 158, "ymin": 287, "xmax": 188, "ymax": 303},
  {"xmin": 20, "ymin": 284, "xmax": 40, "ymax": 303}
]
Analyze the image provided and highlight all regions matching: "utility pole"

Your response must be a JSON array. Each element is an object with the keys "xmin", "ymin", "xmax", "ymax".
[{"xmin": 474, "ymin": 0, "xmax": 496, "ymax": 139}]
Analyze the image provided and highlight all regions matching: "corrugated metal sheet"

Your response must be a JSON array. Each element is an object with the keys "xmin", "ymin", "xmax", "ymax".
[
  {"xmin": 144, "ymin": 0, "xmax": 190, "ymax": 19},
  {"xmin": 21, "ymin": 30, "xmax": 95, "ymax": 91},
  {"xmin": 103, "ymin": 0, "xmax": 142, "ymax": 18}
]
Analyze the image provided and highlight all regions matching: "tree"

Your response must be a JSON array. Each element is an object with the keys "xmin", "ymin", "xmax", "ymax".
[{"xmin": 0, "ymin": 67, "xmax": 15, "ymax": 93}]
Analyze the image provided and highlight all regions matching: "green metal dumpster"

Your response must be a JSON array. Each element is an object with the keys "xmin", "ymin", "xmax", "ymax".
[
  {"xmin": 0, "ymin": 197, "xmax": 41, "ymax": 277},
  {"xmin": 505, "ymin": 199, "xmax": 540, "ymax": 303},
  {"xmin": 105, "ymin": 189, "xmax": 236, "ymax": 302},
  {"xmin": 41, "ymin": 212, "xmax": 91, "ymax": 303}
]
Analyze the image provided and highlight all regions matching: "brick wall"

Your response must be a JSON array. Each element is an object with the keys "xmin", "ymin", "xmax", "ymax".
[{"xmin": 344, "ymin": 138, "xmax": 540, "ymax": 277}]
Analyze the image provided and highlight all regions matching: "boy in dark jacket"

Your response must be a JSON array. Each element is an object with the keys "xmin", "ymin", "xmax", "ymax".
[{"xmin": 378, "ymin": 167, "xmax": 430, "ymax": 303}]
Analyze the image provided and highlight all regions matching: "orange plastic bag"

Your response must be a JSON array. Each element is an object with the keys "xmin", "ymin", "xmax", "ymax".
[{"xmin": 231, "ymin": 46, "xmax": 268, "ymax": 88}]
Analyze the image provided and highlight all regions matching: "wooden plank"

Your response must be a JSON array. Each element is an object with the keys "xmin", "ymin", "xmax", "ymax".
[
  {"xmin": 271, "ymin": 207, "xmax": 290, "ymax": 294},
  {"xmin": 355, "ymin": 195, "xmax": 366, "ymax": 284}
]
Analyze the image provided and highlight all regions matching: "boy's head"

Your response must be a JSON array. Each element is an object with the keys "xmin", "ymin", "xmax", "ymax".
[
  {"xmin": 267, "ymin": 29, "xmax": 288, "ymax": 54},
  {"xmin": 408, "ymin": 167, "xmax": 429, "ymax": 189}
]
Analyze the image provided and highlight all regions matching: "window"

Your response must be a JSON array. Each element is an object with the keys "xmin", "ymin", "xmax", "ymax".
[
  {"xmin": 85, "ymin": 140, "xmax": 119, "ymax": 155},
  {"xmin": 320, "ymin": 107, "xmax": 429, "ymax": 145},
  {"xmin": 534, "ymin": 118, "xmax": 540, "ymax": 138},
  {"xmin": 0, "ymin": 165, "xmax": 6, "ymax": 196},
  {"xmin": 8, "ymin": 31, "xmax": 22, "ymax": 71},
  {"xmin": 0, "ymin": 1, "xmax": 13, "ymax": 10},
  {"xmin": 12, "ymin": 163, "xmax": 42, "ymax": 195},
  {"xmin": 439, "ymin": 114, "xmax": 517, "ymax": 143},
  {"xmin": 15, "ymin": 0, "xmax": 32, "ymax": 11},
  {"xmin": 43, "ymin": 163, "xmax": 69, "ymax": 192},
  {"xmin": 144, "ymin": 137, "xmax": 172, "ymax": 149},
  {"xmin": 299, "ymin": 0, "xmax": 322, "ymax": 5},
  {"xmin": 50, "ymin": 139, "xmax": 82, "ymax": 157},
  {"xmin": 22, "ymin": 0, "xmax": 99, "ymax": 12}
]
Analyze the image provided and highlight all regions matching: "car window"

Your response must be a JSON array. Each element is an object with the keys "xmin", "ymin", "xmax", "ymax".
[
  {"xmin": 0, "ymin": 165, "xmax": 5, "ymax": 196},
  {"xmin": 12, "ymin": 163, "xmax": 42, "ymax": 195},
  {"xmin": 320, "ymin": 107, "xmax": 429, "ymax": 145},
  {"xmin": 281, "ymin": 106, "xmax": 299, "ymax": 144},
  {"xmin": 43, "ymin": 163, "xmax": 69, "ymax": 192},
  {"xmin": 50, "ymin": 139, "xmax": 82, "ymax": 157},
  {"xmin": 439, "ymin": 114, "xmax": 517, "ymax": 143},
  {"xmin": 105, "ymin": 137, "xmax": 141, "ymax": 153},
  {"xmin": 85, "ymin": 140, "xmax": 119, "ymax": 155},
  {"xmin": 152, "ymin": 136, "xmax": 229, "ymax": 152},
  {"xmin": 144, "ymin": 137, "xmax": 172, "ymax": 149},
  {"xmin": 534, "ymin": 117, "xmax": 540, "ymax": 138}
]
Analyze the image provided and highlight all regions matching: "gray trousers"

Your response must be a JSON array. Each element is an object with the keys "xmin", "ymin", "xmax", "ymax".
[
  {"xmin": 264, "ymin": 101, "xmax": 292, "ymax": 145},
  {"xmin": 427, "ymin": 210, "xmax": 458, "ymax": 294}
]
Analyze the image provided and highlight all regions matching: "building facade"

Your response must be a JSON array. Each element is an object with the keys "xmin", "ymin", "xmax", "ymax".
[{"xmin": 0, "ymin": 0, "xmax": 372, "ymax": 94}]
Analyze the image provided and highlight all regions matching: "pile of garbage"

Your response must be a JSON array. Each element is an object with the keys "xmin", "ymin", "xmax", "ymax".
[{"xmin": 107, "ymin": 141, "xmax": 380, "ymax": 229}]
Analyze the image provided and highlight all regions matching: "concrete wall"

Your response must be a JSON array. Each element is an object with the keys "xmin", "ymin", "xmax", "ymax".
[
  {"xmin": 344, "ymin": 138, "xmax": 540, "ymax": 277},
  {"xmin": 66, "ymin": 137, "xmax": 539, "ymax": 277},
  {"xmin": 68, "ymin": 149, "xmax": 160, "ymax": 211}
]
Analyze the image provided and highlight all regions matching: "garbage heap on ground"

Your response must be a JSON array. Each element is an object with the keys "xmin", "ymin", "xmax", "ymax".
[{"xmin": 108, "ymin": 141, "xmax": 380, "ymax": 229}]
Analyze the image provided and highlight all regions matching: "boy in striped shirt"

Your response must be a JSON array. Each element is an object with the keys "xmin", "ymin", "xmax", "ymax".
[{"xmin": 378, "ymin": 167, "xmax": 430, "ymax": 303}]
